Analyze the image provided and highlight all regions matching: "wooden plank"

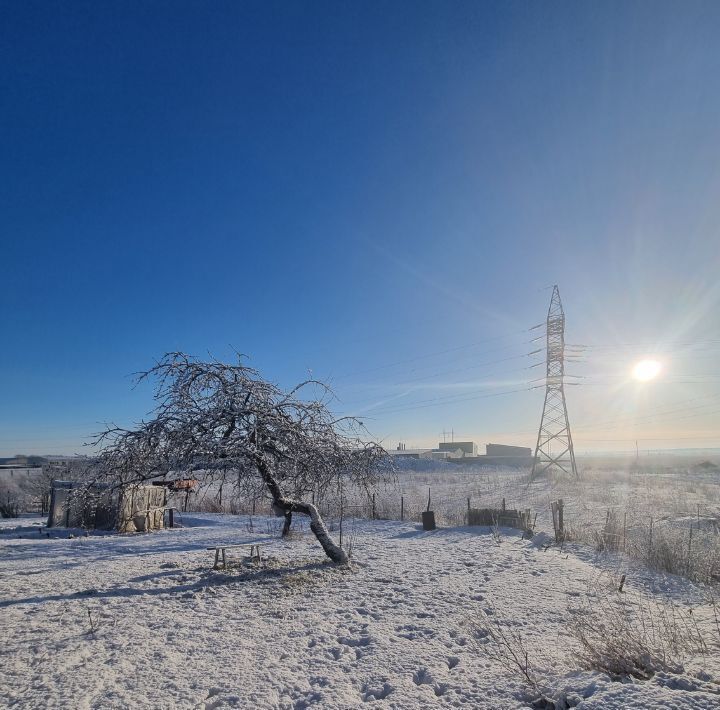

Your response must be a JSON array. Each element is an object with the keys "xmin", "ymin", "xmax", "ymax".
[{"xmin": 468, "ymin": 507, "xmax": 531, "ymax": 531}]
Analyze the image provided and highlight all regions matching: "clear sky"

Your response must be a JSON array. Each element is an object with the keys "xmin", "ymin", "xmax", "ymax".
[{"xmin": 2, "ymin": 0, "xmax": 720, "ymax": 457}]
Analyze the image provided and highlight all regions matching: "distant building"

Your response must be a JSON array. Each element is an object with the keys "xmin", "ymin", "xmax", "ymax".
[
  {"xmin": 455, "ymin": 443, "xmax": 534, "ymax": 467},
  {"xmin": 387, "ymin": 448, "xmax": 431, "ymax": 460},
  {"xmin": 485, "ymin": 443, "xmax": 532, "ymax": 458},
  {"xmin": 385, "ymin": 440, "xmax": 533, "ymax": 467},
  {"xmin": 386, "ymin": 443, "xmax": 450, "ymax": 460},
  {"xmin": 438, "ymin": 441, "xmax": 478, "ymax": 457}
]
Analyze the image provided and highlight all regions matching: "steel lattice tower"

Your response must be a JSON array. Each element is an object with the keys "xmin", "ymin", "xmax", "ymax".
[{"xmin": 530, "ymin": 285, "xmax": 578, "ymax": 480}]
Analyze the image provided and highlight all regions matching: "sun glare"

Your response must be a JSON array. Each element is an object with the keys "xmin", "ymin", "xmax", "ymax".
[{"xmin": 632, "ymin": 359, "xmax": 662, "ymax": 382}]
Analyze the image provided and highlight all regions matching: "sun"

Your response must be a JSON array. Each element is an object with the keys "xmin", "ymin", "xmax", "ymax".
[{"xmin": 632, "ymin": 359, "xmax": 662, "ymax": 382}]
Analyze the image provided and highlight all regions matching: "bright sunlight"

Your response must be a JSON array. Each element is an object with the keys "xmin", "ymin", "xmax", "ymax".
[{"xmin": 632, "ymin": 359, "xmax": 662, "ymax": 381}]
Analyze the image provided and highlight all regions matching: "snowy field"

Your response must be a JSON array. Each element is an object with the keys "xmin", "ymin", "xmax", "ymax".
[{"xmin": 2, "ymin": 510, "xmax": 720, "ymax": 709}]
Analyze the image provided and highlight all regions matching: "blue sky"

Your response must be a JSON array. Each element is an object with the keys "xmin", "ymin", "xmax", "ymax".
[{"xmin": 2, "ymin": 1, "xmax": 720, "ymax": 456}]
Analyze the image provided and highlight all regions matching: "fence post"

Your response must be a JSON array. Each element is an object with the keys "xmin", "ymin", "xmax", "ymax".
[
  {"xmin": 623, "ymin": 511, "xmax": 627, "ymax": 552},
  {"xmin": 169, "ymin": 508, "xmax": 174, "ymax": 528},
  {"xmin": 372, "ymin": 493, "xmax": 376, "ymax": 520},
  {"xmin": 687, "ymin": 523, "xmax": 693, "ymax": 576},
  {"xmin": 558, "ymin": 499, "xmax": 564, "ymax": 539},
  {"xmin": 400, "ymin": 496, "xmax": 404, "ymax": 522},
  {"xmin": 649, "ymin": 516, "xmax": 653, "ymax": 558},
  {"xmin": 502, "ymin": 497, "xmax": 506, "ymax": 512},
  {"xmin": 339, "ymin": 484, "xmax": 344, "ymax": 549},
  {"xmin": 467, "ymin": 497, "xmax": 471, "ymax": 524}
]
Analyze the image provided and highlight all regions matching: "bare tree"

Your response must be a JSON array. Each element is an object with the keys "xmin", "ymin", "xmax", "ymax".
[
  {"xmin": 92, "ymin": 352, "xmax": 387, "ymax": 563},
  {"xmin": 25, "ymin": 463, "xmax": 65, "ymax": 515}
]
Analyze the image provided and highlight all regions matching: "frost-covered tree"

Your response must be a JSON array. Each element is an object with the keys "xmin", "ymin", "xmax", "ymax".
[{"xmin": 92, "ymin": 352, "xmax": 386, "ymax": 563}]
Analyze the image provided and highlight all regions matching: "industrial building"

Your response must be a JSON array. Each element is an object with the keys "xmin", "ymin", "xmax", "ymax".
[
  {"xmin": 478, "ymin": 443, "xmax": 533, "ymax": 466},
  {"xmin": 438, "ymin": 441, "xmax": 478, "ymax": 457},
  {"xmin": 388, "ymin": 441, "xmax": 533, "ymax": 467}
]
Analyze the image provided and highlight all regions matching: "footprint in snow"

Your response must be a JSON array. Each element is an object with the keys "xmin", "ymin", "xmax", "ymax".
[
  {"xmin": 413, "ymin": 667, "xmax": 433, "ymax": 686},
  {"xmin": 361, "ymin": 681, "xmax": 394, "ymax": 701},
  {"xmin": 395, "ymin": 624, "xmax": 435, "ymax": 640},
  {"xmin": 338, "ymin": 635, "xmax": 371, "ymax": 647}
]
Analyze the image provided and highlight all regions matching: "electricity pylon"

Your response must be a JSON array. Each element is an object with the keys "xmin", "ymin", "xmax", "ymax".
[{"xmin": 530, "ymin": 285, "xmax": 578, "ymax": 480}]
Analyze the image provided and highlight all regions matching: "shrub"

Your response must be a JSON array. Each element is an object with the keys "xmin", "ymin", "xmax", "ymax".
[
  {"xmin": 0, "ymin": 500, "xmax": 20, "ymax": 518},
  {"xmin": 569, "ymin": 588, "xmax": 707, "ymax": 680},
  {"xmin": 472, "ymin": 608, "xmax": 556, "ymax": 708}
]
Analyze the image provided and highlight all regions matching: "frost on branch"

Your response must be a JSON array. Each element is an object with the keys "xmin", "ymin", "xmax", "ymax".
[{"xmin": 92, "ymin": 352, "xmax": 387, "ymax": 562}]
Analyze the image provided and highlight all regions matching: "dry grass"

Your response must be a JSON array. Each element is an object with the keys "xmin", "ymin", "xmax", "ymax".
[
  {"xmin": 471, "ymin": 608, "xmax": 557, "ymax": 708},
  {"xmin": 569, "ymin": 587, "xmax": 708, "ymax": 680}
]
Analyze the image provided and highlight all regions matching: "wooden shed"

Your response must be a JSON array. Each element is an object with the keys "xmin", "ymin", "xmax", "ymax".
[{"xmin": 47, "ymin": 480, "xmax": 167, "ymax": 532}]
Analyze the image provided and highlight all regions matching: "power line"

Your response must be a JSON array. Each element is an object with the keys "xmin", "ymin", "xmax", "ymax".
[
  {"xmin": 335, "ymin": 362, "xmax": 537, "ymax": 411},
  {"xmin": 329, "ymin": 327, "xmax": 533, "ymax": 381},
  {"xmin": 353, "ymin": 385, "xmax": 538, "ymax": 419}
]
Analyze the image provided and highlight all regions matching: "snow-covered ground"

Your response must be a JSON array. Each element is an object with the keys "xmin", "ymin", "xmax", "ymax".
[{"xmin": 1, "ymin": 512, "xmax": 719, "ymax": 709}]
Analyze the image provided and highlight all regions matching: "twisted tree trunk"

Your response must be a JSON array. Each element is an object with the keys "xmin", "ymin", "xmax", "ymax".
[
  {"xmin": 281, "ymin": 510, "xmax": 292, "ymax": 537},
  {"xmin": 257, "ymin": 458, "xmax": 348, "ymax": 563}
]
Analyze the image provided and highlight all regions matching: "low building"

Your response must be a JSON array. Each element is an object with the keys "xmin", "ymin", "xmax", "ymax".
[
  {"xmin": 448, "ymin": 442, "xmax": 534, "ymax": 467},
  {"xmin": 386, "ymin": 444, "xmax": 451, "ymax": 461},
  {"xmin": 385, "ymin": 439, "xmax": 533, "ymax": 467},
  {"xmin": 437, "ymin": 441, "xmax": 478, "ymax": 458},
  {"xmin": 485, "ymin": 443, "xmax": 532, "ymax": 458},
  {"xmin": 47, "ymin": 480, "xmax": 167, "ymax": 532}
]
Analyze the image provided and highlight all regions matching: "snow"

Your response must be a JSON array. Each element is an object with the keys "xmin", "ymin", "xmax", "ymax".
[{"xmin": 1, "ymin": 512, "xmax": 719, "ymax": 709}]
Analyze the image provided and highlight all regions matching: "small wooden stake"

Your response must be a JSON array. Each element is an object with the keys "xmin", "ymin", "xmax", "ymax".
[
  {"xmin": 558, "ymin": 499, "xmax": 564, "ymax": 539},
  {"xmin": 623, "ymin": 511, "xmax": 627, "ymax": 551},
  {"xmin": 649, "ymin": 516, "xmax": 653, "ymax": 556}
]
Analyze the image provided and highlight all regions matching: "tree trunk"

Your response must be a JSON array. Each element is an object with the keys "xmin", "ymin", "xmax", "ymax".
[
  {"xmin": 257, "ymin": 458, "xmax": 348, "ymax": 563},
  {"xmin": 282, "ymin": 510, "xmax": 292, "ymax": 537}
]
